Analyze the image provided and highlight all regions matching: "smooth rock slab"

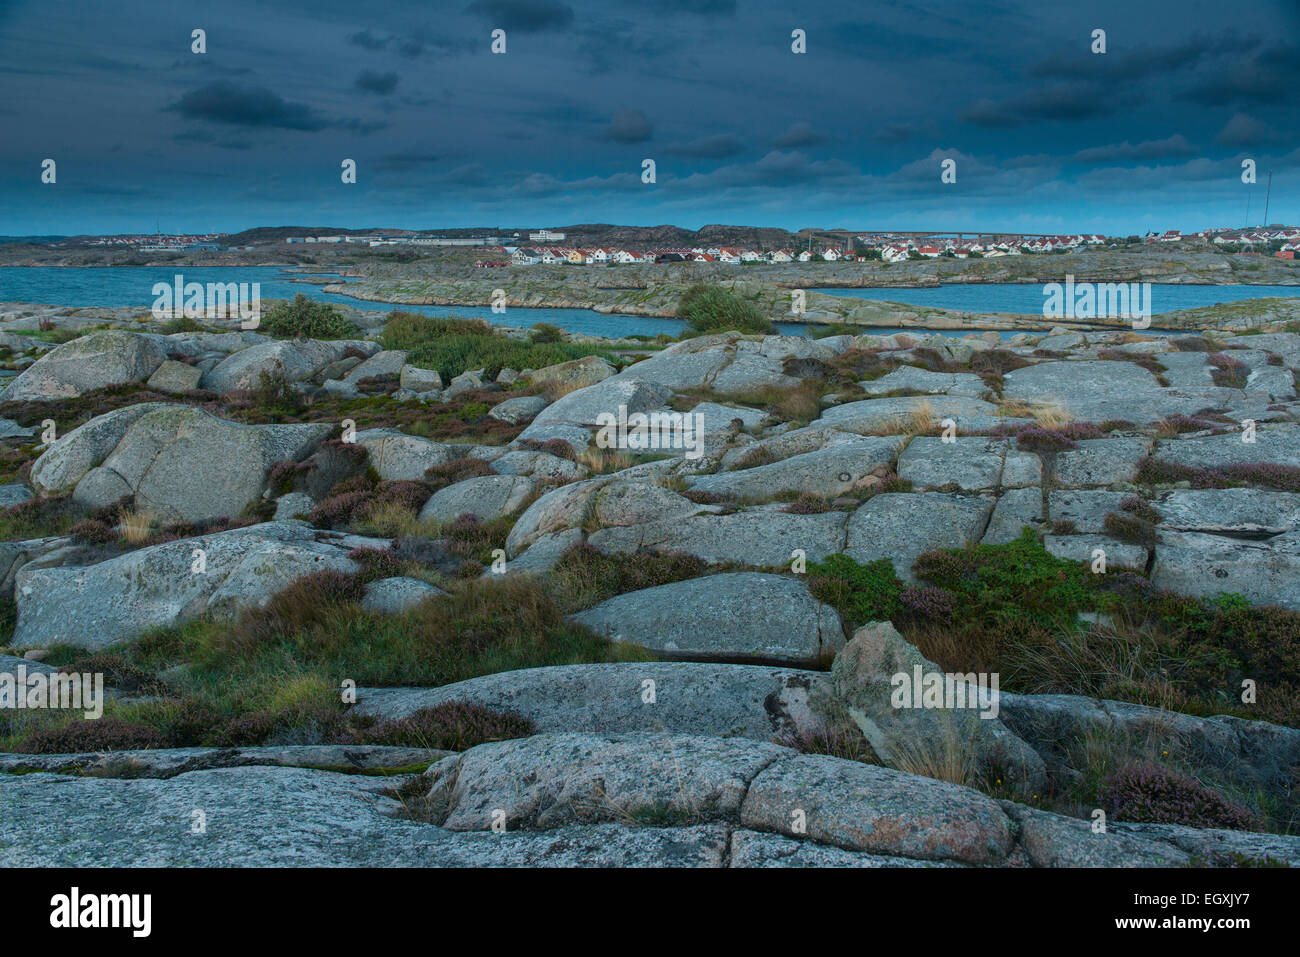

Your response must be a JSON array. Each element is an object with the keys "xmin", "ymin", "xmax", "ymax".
[
  {"xmin": 1, "ymin": 330, "xmax": 166, "ymax": 401},
  {"xmin": 898, "ymin": 436, "xmax": 1010, "ymax": 491},
  {"xmin": 1046, "ymin": 489, "xmax": 1130, "ymax": 534},
  {"xmin": 355, "ymin": 429, "xmax": 461, "ymax": 481},
  {"xmin": 0, "ymin": 767, "xmax": 725, "ymax": 867},
  {"xmin": 845, "ymin": 492, "xmax": 994, "ymax": 582},
  {"xmin": 568, "ymin": 572, "xmax": 845, "ymax": 664},
  {"xmin": 1151, "ymin": 529, "xmax": 1300, "ymax": 610},
  {"xmin": 423, "ymin": 732, "xmax": 792, "ymax": 831},
  {"xmin": 690, "ymin": 438, "xmax": 904, "ymax": 501},
  {"xmin": 982, "ymin": 487, "xmax": 1045, "ymax": 544},
  {"xmin": 1153, "ymin": 425, "xmax": 1300, "ymax": 469},
  {"xmin": 1053, "ymin": 437, "xmax": 1152, "ymax": 487},
  {"xmin": 859, "ymin": 365, "xmax": 987, "ymax": 397},
  {"xmin": 740, "ymin": 753, "xmax": 1014, "ymax": 865},
  {"xmin": 586, "ymin": 508, "xmax": 848, "ymax": 567},
  {"xmin": 355, "ymin": 662, "xmax": 829, "ymax": 742},
  {"xmin": 1044, "ymin": 535, "xmax": 1147, "ymax": 570},
  {"xmin": 819, "ymin": 395, "xmax": 1002, "ymax": 434},
  {"xmin": 1154, "ymin": 488, "xmax": 1300, "ymax": 534}
]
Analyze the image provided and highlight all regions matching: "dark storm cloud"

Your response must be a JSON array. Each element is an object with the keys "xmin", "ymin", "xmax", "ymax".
[
  {"xmin": 348, "ymin": 30, "xmax": 388, "ymax": 50},
  {"xmin": 5, "ymin": 0, "xmax": 1300, "ymax": 236},
  {"xmin": 653, "ymin": 0, "xmax": 735, "ymax": 16},
  {"xmin": 961, "ymin": 83, "xmax": 1121, "ymax": 128},
  {"xmin": 347, "ymin": 27, "xmax": 473, "ymax": 58},
  {"xmin": 603, "ymin": 109, "xmax": 652, "ymax": 143},
  {"xmin": 1070, "ymin": 136, "xmax": 1196, "ymax": 164},
  {"xmin": 167, "ymin": 82, "xmax": 334, "ymax": 130},
  {"xmin": 1178, "ymin": 44, "xmax": 1300, "ymax": 105},
  {"xmin": 669, "ymin": 134, "xmax": 745, "ymax": 159},
  {"xmin": 1031, "ymin": 31, "xmax": 1261, "ymax": 82},
  {"xmin": 1214, "ymin": 113, "xmax": 1277, "ymax": 148},
  {"xmin": 774, "ymin": 123, "xmax": 827, "ymax": 148},
  {"xmin": 356, "ymin": 70, "xmax": 399, "ymax": 94},
  {"xmin": 377, "ymin": 152, "xmax": 439, "ymax": 170},
  {"xmin": 463, "ymin": 0, "xmax": 574, "ymax": 33}
]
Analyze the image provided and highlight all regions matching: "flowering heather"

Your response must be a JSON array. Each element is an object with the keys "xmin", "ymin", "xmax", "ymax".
[
  {"xmin": 1208, "ymin": 353, "xmax": 1250, "ymax": 388},
  {"xmin": 1135, "ymin": 457, "xmax": 1300, "ymax": 492},
  {"xmin": 1119, "ymin": 495, "xmax": 1161, "ymax": 525},
  {"xmin": 357, "ymin": 701, "xmax": 536, "ymax": 751},
  {"xmin": 1015, "ymin": 428, "xmax": 1079, "ymax": 453},
  {"xmin": 899, "ymin": 585, "xmax": 958, "ymax": 624},
  {"xmin": 783, "ymin": 493, "xmax": 832, "ymax": 514},
  {"xmin": 1100, "ymin": 760, "xmax": 1259, "ymax": 831},
  {"xmin": 1155, "ymin": 414, "xmax": 1217, "ymax": 435},
  {"xmin": 1103, "ymin": 511, "xmax": 1156, "ymax": 550}
]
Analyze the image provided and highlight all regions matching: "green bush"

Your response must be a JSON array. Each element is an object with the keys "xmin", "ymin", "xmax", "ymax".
[
  {"xmin": 259, "ymin": 294, "xmax": 359, "ymax": 339},
  {"xmin": 676, "ymin": 283, "xmax": 774, "ymax": 335},
  {"xmin": 407, "ymin": 335, "xmax": 613, "ymax": 383},
  {"xmin": 380, "ymin": 311, "xmax": 493, "ymax": 351},
  {"xmin": 806, "ymin": 554, "xmax": 903, "ymax": 627},
  {"xmin": 528, "ymin": 322, "xmax": 564, "ymax": 344},
  {"xmin": 911, "ymin": 528, "xmax": 1094, "ymax": 628}
]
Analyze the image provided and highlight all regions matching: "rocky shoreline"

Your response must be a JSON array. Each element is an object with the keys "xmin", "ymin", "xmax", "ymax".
[{"xmin": 1, "ymin": 305, "xmax": 1299, "ymax": 867}]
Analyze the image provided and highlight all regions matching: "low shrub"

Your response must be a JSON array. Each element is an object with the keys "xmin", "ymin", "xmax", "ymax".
[
  {"xmin": 15, "ymin": 718, "xmax": 171, "ymax": 754},
  {"xmin": 259, "ymin": 294, "xmax": 359, "ymax": 340},
  {"xmin": 806, "ymin": 554, "xmax": 903, "ymax": 627},
  {"xmin": 358, "ymin": 701, "xmax": 535, "ymax": 751},
  {"xmin": 1100, "ymin": 760, "xmax": 1260, "ymax": 830},
  {"xmin": 676, "ymin": 283, "xmax": 774, "ymax": 335}
]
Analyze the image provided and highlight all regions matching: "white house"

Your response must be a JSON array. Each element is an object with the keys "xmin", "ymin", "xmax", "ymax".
[{"xmin": 880, "ymin": 245, "xmax": 908, "ymax": 263}]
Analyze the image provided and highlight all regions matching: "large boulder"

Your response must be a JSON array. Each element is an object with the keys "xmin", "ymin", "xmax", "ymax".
[
  {"xmin": 355, "ymin": 429, "xmax": 462, "ymax": 481},
  {"xmin": 568, "ymin": 572, "xmax": 845, "ymax": 664},
  {"xmin": 30, "ymin": 403, "xmax": 168, "ymax": 494},
  {"xmin": 825, "ymin": 622, "xmax": 1046, "ymax": 791},
  {"xmin": 1, "ymin": 331, "xmax": 166, "ymax": 400},
  {"xmin": 200, "ymin": 339, "xmax": 358, "ymax": 393},
  {"xmin": 11, "ymin": 523, "xmax": 358, "ymax": 649},
  {"xmin": 40, "ymin": 405, "xmax": 331, "ymax": 523},
  {"xmin": 528, "ymin": 377, "xmax": 674, "ymax": 429},
  {"xmin": 417, "ymin": 474, "xmax": 537, "ymax": 524},
  {"xmin": 526, "ymin": 356, "xmax": 615, "ymax": 391}
]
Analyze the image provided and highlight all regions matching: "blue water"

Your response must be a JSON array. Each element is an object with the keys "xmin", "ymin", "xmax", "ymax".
[
  {"xmin": 1, "ymin": 266, "xmax": 1295, "ymax": 339},
  {"xmin": 813, "ymin": 283, "xmax": 1300, "ymax": 317}
]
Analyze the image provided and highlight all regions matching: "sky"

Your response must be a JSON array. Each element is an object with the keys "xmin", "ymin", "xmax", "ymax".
[{"xmin": 1, "ymin": 0, "xmax": 1298, "ymax": 237}]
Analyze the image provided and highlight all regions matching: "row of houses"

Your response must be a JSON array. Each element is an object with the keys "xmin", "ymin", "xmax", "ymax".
[
  {"xmin": 508, "ymin": 234, "xmax": 1110, "ymax": 267},
  {"xmin": 1146, "ymin": 226, "xmax": 1300, "ymax": 246}
]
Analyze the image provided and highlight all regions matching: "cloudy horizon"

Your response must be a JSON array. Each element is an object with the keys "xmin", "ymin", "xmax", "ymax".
[{"xmin": 2, "ymin": 0, "xmax": 1298, "ymax": 237}]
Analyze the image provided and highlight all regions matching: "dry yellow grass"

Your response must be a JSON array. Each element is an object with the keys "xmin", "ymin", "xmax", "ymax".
[
  {"xmin": 887, "ymin": 718, "xmax": 978, "ymax": 787},
  {"xmin": 118, "ymin": 508, "xmax": 157, "ymax": 545},
  {"xmin": 870, "ymin": 399, "xmax": 937, "ymax": 436},
  {"xmin": 998, "ymin": 397, "xmax": 1073, "ymax": 427},
  {"xmin": 578, "ymin": 446, "xmax": 635, "ymax": 474}
]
